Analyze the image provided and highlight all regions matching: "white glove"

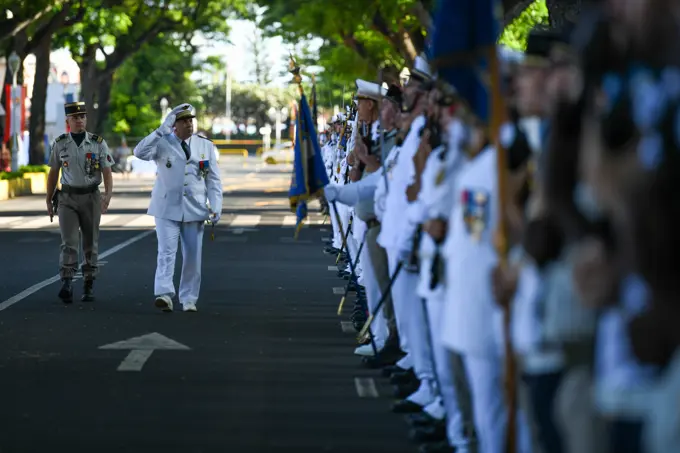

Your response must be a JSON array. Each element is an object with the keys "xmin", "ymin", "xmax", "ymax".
[
  {"xmin": 324, "ymin": 185, "xmax": 339, "ymax": 202},
  {"xmin": 207, "ymin": 211, "xmax": 220, "ymax": 225},
  {"xmin": 396, "ymin": 246, "xmax": 411, "ymax": 263},
  {"xmin": 158, "ymin": 103, "xmax": 193, "ymax": 136}
]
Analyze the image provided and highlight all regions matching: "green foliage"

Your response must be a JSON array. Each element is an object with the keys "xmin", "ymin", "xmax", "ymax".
[
  {"xmin": 18, "ymin": 164, "xmax": 49, "ymax": 174},
  {"xmin": 257, "ymin": 0, "xmax": 427, "ymax": 91},
  {"xmin": 499, "ymin": 0, "xmax": 549, "ymax": 51},
  {"xmin": 106, "ymin": 35, "xmax": 203, "ymax": 137},
  {"xmin": 0, "ymin": 171, "xmax": 23, "ymax": 181}
]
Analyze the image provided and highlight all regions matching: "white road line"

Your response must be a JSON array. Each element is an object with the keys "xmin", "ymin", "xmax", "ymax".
[
  {"xmin": 123, "ymin": 215, "xmax": 156, "ymax": 228},
  {"xmin": 10, "ymin": 216, "xmax": 54, "ymax": 229},
  {"xmin": 333, "ymin": 287, "xmax": 345, "ymax": 295},
  {"xmin": 282, "ymin": 216, "xmax": 296, "ymax": 227},
  {"xmin": 117, "ymin": 350, "xmax": 154, "ymax": 372},
  {"xmin": 340, "ymin": 321, "xmax": 355, "ymax": 333},
  {"xmin": 0, "ymin": 216, "xmax": 23, "ymax": 225},
  {"xmin": 230, "ymin": 215, "xmax": 261, "ymax": 227},
  {"xmin": 328, "ymin": 265, "xmax": 338, "ymax": 271},
  {"xmin": 99, "ymin": 214, "xmax": 120, "ymax": 226},
  {"xmin": 354, "ymin": 377, "xmax": 379, "ymax": 398},
  {"xmin": 0, "ymin": 230, "xmax": 154, "ymax": 312}
]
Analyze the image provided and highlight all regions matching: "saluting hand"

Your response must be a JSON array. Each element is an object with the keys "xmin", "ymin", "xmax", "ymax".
[{"xmin": 158, "ymin": 103, "xmax": 193, "ymax": 135}]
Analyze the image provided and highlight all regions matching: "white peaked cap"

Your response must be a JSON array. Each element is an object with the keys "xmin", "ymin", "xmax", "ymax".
[
  {"xmin": 355, "ymin": 79, "xmax": 387, "ymax": 102},
  {"xmin": 410, "ymin": 54, "xmax": 433, "ymax": 81},
  {"xmin": 334, "ymin": 113, "xmax": 346, "ymax": 123}
]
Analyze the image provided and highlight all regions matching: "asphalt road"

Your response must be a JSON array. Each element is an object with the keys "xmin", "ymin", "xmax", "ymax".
[{"xmin": 0, "ymin": 156, "xmax": 416, "ymax": 453}]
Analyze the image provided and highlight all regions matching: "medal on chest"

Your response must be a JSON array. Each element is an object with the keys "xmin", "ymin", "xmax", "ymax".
[
  {"xmin": 199, "ymin": 157, "xmax": 210, "ymax": 178},
  {"xmin": 435, "ymin": 168, "xmax": 446, "ymax": 186},
  {"xmin": 166, "ymin": 158, "xmax": 172, "ymax": 168},
  {"xmin": 461, "ymin": 189, "xmax": 489, "ymax": 242},
  {"xmin": 85, "ymin": 152, "xmax": 99, "ymax": 176}
]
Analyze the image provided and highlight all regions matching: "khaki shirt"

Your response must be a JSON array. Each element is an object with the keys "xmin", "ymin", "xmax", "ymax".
[{"xmin": 48, "ymin": 132, "xmax": 114, "ymax": 187}]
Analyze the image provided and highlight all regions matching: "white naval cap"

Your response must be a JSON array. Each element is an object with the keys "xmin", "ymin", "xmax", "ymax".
[
  {"xmin": 410, "ymin": 53, "xmax": 433, "ymax": 81},
  {"xmin": 332, "ymin": 113, "xmax": 346, "ymax": 123},
  {"xmin": 354, "ymin": 79, "xmax": 387, "ymax": 102}
]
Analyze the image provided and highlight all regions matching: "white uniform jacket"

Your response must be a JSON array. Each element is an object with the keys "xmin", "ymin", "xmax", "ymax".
[{"xmin": 133, "ymin": 132, "xmax": 223, "ymax": 222}]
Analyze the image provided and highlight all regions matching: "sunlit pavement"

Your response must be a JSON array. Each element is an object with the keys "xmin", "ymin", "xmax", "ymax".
[{"xmin": 0, "ymin": 155, "xmax": 415, "ymax": 453}]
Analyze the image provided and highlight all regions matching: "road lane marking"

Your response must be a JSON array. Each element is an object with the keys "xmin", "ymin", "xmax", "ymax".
[
  {"xmin": 10, "ymin": 216, "xmax": 53, "ymax": 229},
  {"xmin": 328, "ymin": 265, "xmax": 338, "ymax": 271},
  {"xmin": 333, "ymin": 287, "xmax": 345, "ymax": 295},
  {"xmin": 100, "ymin": 332, "xmax": 190, "ymax": 372},
  {"xmin": 340, "ymin": 321, "xmax": 355, "ymax": 333},
  {"xmin": 230, "ymin": 215, "xmax": 261, "ymax": 227},
  {"xmin": 0, "ymin": 230, "xmax": 154, "ymax": 312},
  {"xmin": 0, "ymin": 216, "xmax": 23, "ymax": 225},
  {"xmin": 354, "ymin": 377, "xmax": 379, "ymax": 398},
  {"xmin": 123, "ymin": 215, "xmax": 156, "ymax": 228}
]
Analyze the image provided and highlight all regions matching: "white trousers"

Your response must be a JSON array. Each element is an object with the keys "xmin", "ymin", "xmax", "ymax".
[
  {"xmin": 154, "ymin": 217, "xmax": 204, "ymax": 306},
  {"xmin": 360, "ymin": 238, "xmax": 389, "ymax": 347},
  {"xmin": 427, "ymin": 294, "xmax": 474, "ymax": 447},
  {"xmin": 387, "ymin": 250, "xmax": 434, "ymax": 380},
  {"xmin": 464, "ymin": 354, "xmax": 533, "ymax": 453},
  {"xmin": 330, "ymin": 203, "xmax": 342, "ymax": 249}
]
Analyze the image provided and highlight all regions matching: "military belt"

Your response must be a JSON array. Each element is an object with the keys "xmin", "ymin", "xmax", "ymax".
[{"xmin": 61, "ymin": 184, "xmax": 99, "ymax": 195}]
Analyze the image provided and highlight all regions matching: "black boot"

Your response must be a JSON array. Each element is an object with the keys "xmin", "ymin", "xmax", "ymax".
[
  {"xmin": 81, "ymin": 279, "xmax": 95, "ymax": 302},
  {"xmin": 58, "ymin": 278, "xmax": 73, "ymax": 303}
]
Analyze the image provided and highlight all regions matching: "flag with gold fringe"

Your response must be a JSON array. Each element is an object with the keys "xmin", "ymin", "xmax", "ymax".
[{"xmin": 288, "ymin": 90, "xmax": 329, "ymax": 239}]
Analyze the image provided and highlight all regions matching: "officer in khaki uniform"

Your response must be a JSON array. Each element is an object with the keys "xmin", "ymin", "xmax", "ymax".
[{"xmin": 46, "ymin": 101, "xmax": 114, "ymax": 303}]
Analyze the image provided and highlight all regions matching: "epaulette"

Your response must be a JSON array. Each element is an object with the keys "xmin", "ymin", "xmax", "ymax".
[
  {"xmin": 196, "ymin": 134, "xmax": 212, "ymax": 142},
  {"xmin": 55, "ymin": 133, "xmax": 68, "ymax": 143},
  {"xmin": 89, "ymin": 133, "xmax": 104, "ymax": 144}
]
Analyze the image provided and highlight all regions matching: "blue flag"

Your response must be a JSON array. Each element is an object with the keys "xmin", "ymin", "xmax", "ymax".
[
  {"xmin": 289, "ymin": 93, "xmax": 329, "ymax": 238},
  {"xmin": 428, "ymin": 0, "xmax": 502, "ymax": 124}
]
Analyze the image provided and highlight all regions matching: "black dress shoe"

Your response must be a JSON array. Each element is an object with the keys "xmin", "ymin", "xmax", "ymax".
[
  {"xmin": 409, "ymin": 424, "xmax": 446, "ymax": 443},
  {"xmin": 393, "ymin": 380, "xmax": 420, "ymax": 399},
  {"xmin": 81, "ymin": 279, "xmax": 95, "ymax": 302},
  {"xmin": 58, "ymin": 278, "xmax": 73, "ymax": 303},
  {"xmin": 390, "ymin": 369, "xmax": 418, "ymax": 386},
  {"xmin": 382, "ymin": 364, "xmax": 408, "ymax": 377},
  {"xmin": 419, "ymin": 441, "xmax": 456, "ymax": 453},
  {"xmin": 391, "ymin": 399, "xmax": 423, "ymax": 414},
  {"xmin": 406, "ymin": 412, "xmax": 444, "ymax": 427}
]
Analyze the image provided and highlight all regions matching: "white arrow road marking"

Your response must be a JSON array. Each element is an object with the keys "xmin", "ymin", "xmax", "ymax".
[{"xmin": 99, "ymin": 332, "xmax": 190, "ymax": 372}]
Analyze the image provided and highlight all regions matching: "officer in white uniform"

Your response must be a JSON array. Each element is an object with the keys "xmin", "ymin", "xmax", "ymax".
[
  {"xmin": 133, "ymin": 104, "xmax": 223, "ymax": 313},
  {"xmin": 412, "ymin": 114, "xmax": 476, "ymax": 453},
  {"xmin": 441, "ymin": 120, "xmax": 532, "ymax": 453},
  {"xmin": 376, "ymin": 55, "xmax": 437, "ymax": 414}
]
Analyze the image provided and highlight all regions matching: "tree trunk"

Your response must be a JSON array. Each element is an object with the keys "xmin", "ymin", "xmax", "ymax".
[
  {"xmin": 93, "ymin": 72, "xmax": 114, "ymax": 133},
  {"xmin": 28, "ymin": 34, "xmax": 51, "ymax": 165},
  {"xmin": 77, "ymin": 46, "xmax": 99, "ymax": 127}
]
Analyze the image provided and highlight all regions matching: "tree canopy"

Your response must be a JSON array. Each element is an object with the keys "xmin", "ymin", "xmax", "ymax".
[{"xmin": 0, "ymin": 0, "xmax": 574, "ymax": 164}]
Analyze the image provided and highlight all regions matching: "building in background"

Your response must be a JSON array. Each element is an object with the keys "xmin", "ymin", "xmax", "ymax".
[{"xmin": 0, "ymin": 50, "xmax": 81, "ymax": 165}]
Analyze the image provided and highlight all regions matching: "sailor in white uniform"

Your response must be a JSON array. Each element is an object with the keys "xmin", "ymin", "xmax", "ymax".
[
  {"xmin": 133, "ymin": 104, "xmax": 223, "ymax": 313},
  {"xmin": 376, "ymin": 54, "xmax": 437, "ymax": 413}
]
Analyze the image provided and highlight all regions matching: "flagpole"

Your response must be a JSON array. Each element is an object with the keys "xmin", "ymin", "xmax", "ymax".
[{"xmin": 488, "ymin": 45, "xmax": 517, "ymax": 453}]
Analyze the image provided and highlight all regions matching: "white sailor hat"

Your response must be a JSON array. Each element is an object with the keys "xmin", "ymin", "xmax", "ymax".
[
  {"xmin": 354, "ymin": 79, "xmax": 387, "ymax": 102},
  {"xmin": 409, "ymin": 54, "xmax": 433, "ymax": 82},
  {"xmin": 334, "ymin": 112, "xmax": 346, "ymax": 123}
]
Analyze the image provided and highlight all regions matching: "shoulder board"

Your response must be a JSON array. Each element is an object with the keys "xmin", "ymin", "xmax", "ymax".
[
  {"xmin": 55, "ymin": 133, "xmax": 68, "ymax": 143},
  {"xmin": 196, "ymin": 134, "xmax": 212, "ymax": 142},
  {"xmin": 89, "ymin": 133, "xmax": 103, "ymax": 144}
]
